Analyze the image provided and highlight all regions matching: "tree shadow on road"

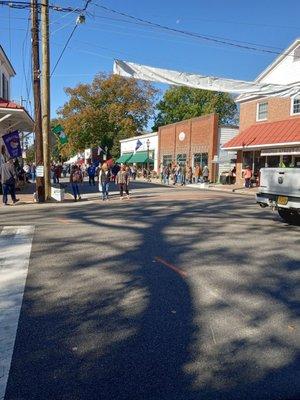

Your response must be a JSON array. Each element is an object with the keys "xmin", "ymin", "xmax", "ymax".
[{"xmin": 5, "ymin": 194, "xmax": 300, "ymax": 400}]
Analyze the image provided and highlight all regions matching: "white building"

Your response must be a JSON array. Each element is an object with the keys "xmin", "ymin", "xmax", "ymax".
[
  {"xmin": 118, "ymin": 132, "xmax": 159, "ymax": 171},
  {"xmin": 0, "ymin": 45, "xmax": 34, "ymax": 162}
]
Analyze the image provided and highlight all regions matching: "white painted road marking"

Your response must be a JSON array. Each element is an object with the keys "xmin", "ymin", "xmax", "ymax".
[{"xmin": 0, "ymin": 226, "xmax": 35, "ymax": 400}]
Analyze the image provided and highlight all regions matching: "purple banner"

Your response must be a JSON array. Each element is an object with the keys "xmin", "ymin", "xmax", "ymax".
[{"xmin": 3, "ymin": 130, "xmax": 22, "ymax": 158}]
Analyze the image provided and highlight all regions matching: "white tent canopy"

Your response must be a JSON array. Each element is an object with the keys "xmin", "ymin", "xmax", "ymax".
[{"xmin": 113, "ymin": 60, "xmax": 300, "ymax": 98}]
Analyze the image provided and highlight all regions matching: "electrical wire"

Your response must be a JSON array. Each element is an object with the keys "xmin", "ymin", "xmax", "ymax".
[
  {"xmin": 50, "ymin": 0, "xmax": 92, "ymax": 77},
  {"xmin": 91, "ymin": 2, "xmax": 289, "ymax": 57},
  {"xmin": 50, "ymin": 24, "xmax": 78, "ymax": 77},
  {"xmin": 89, "ymin": 12, "xmax": 285, "ymax": 52}
]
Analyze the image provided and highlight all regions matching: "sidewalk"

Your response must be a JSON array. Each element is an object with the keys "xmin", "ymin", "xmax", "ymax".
[
  {"xmin": 188, "ymin": 182, "xmax": 258, "ymax": 196},
  {"xmin": 138, "ymin": 178, "xmax": 258, "ymax": 196}
]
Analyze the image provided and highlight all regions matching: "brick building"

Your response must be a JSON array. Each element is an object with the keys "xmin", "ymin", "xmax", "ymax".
[
  {"xmin": 223, "ymin": 38, "xmax": 300, "ymax": 185},
  {"xmin": 158, "ymin": 114, "xmax": 238, "ymax": 182}
]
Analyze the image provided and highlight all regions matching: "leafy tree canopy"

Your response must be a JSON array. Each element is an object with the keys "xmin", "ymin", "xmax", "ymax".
[
  {"xmin": 152, "ymin": 86, "xmax": 238, "ymax": 131},
  {"xmin": 55, "ymin": 73, "xmax": 157, "ymax": 159}
]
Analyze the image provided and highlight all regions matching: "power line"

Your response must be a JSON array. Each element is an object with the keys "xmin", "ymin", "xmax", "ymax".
[
  {"xmin": 91, "ymin": 2, "xmax": 288, "ymax": 57},
  {"xmin": 50, "ymin": 24, "xmax": 78, "ymax": 77},
  {"xmin": 91, "ymin": 12, "xmax": 285, "ymax": 52},
  {"xmin": 0, "ymin": 0, "xmax": 85, "ymax": 13},
  {"xmin": 50, "ymin": 0, "xmax": 92, "ymax": 77}
]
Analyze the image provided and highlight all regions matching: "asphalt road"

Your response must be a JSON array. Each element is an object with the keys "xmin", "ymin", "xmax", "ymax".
[{"xmin": 1, "ymin": 182, "xmax": 300, "ymax": 400}]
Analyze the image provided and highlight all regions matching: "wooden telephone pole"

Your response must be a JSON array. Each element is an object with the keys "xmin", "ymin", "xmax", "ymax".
[
  {"xmin": 41, "ymin": 0, "xmax": 51, "ymax": 199},
  {"xmin": 31, "ymin": 0, "xmax": 45, "ymax": 202}
]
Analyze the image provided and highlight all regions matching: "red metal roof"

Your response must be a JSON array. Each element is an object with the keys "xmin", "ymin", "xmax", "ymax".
[
  {"xmin": 223, "ymin": 118, "xmax": 300, "ymax": 149},
  {"xmin": 0, "ymin": 98, "xmax": 24, "ymax": 110}
]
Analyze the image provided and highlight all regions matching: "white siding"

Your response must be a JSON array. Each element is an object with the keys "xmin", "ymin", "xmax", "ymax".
[
  {"xmin": 120, "ymin": 133, "xmax": 159, "ymax": 171},
  {"xmin": 258, "ymin": 45, "xmax": 300, "ymax": 85},
  {"xmin": 217, "ymin": 127, "xmax": 238, "ymax": 176}
]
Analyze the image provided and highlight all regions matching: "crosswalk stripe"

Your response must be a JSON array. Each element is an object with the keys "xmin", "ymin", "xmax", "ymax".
[{"xmin": 0, "ymin": 226, "xmax": 35, "ymax": 400}]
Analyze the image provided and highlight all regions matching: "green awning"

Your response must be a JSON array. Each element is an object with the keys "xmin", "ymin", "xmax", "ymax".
[
  {"xmin": 127, "ymin": 151, "xmax": 154, "ymax": 164},
  {"xmin": 116, "ymin": 153, "xmax": 133, "ymax": 163}
]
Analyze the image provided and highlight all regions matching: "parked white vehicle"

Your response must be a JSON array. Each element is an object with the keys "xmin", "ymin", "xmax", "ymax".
[{"xmin": 256, "ymin": 168, "xmax": 300, "ymax": 224}]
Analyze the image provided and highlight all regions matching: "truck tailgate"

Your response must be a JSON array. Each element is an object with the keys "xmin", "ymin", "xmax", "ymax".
[{"xmin": 259, "ymin": 168, "xmax": 300, "ymax": 197}]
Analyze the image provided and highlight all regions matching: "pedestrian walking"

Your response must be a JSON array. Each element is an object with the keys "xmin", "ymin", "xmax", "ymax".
[
  {"xmin": 116, "ymin": 165, "xmax": 130, "ymax": 199},
  {"xmin": 181, "ymin": 164, "xmax": 186, "ymax": 186},
  {"xmin": 203, "ymin": 165, "xmax": 209, "ymax": 183},
  {"xmin": 87, "ymin": 163, "xmax": 96, "ymax": 186},
  {"xmin": 1, "ymin": 158, "xmax": 19, "ymax": 205},
  {"xmin": 99, "ymin": 163, "xmax": 111, "ymax": 201},
  {"xmin": 194, "ymin": 164, "xmax": 200, "ymax": 183},
  {"xmin": 187, "ymin": 166, "xmax": 193, "ymax": 184},
  {"xmin": 163, "ymin": 165, "xmax": 170, "ymax": 185},
  {"xmin": 30, "ymin": 163, "xmax": 36, "ymax": 182},
  {"xmin": 244, "ymin": 166, "xmax": 252, "ymax": 188},
  {"xmin": 70, "ymin": 165, "xmax": 83, "ymax": 201}
]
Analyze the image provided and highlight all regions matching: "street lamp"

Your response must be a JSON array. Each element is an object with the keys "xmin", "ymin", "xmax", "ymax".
[{"xmin": 146, "ymin": 138, "xmax": 150, "ymax": 182}]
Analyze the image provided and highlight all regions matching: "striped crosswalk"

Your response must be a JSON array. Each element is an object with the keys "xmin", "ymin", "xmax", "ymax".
[{"xmin": 0, "ymin": 226, "xmax": 34, "ymax": 400}]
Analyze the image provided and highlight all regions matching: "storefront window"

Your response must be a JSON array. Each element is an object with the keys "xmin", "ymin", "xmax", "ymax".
[
  {"xmin": 162, "ymin": 154, "xmax": 172, "ymax": 166},
  {"xmin": 177, "ymin": 153, "xmax": 187, "ymax": 166},
  {"xmin": 281, "ymin": 155, "xmax": 293, "ymax": 167},
  {"xmin": 266, "ymin": 156, "xmax": 280, "ymax": 167},
  {"xmin": 295, "ymin": 157, "xmax": 300, "ymax": 167},
  {"xmin": 193, "ymin": 153, "xmax": 208, "ymax": 168}
]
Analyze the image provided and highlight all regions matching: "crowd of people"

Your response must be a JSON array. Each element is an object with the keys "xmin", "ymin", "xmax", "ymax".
[
  {"xmin": 1, "ymin": 154, "xmax": 252, "ymax": 205},
  {"xmin": 66, "ymin": 162, "xmax": 131, "ymax": 202},
  {"xmin": 160, "ymin": 163, "xmax": 209, "ymax": 186}
]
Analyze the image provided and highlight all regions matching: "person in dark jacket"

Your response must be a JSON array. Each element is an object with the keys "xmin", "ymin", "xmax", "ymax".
[
  {"xmin": 99, "ymin": 163, "xmax": 111, "ymax": 201},
  {"xmin": 1, "ymin": 158, "xmax": 19, "ymax": 205},
  {"xmin": 87, "ymin": 163, "xmax": 96, "ymax": 186}
]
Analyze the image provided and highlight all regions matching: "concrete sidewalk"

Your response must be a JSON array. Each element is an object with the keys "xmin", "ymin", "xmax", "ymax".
[{"xmin": 139, "ymin": 178, "xmax": 258, "ymax": 196}]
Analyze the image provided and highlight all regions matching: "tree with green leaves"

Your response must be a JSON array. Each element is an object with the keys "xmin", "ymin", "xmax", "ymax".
[
  {"xmin": 152, "ymin": 86, "xmax": 238, "ymax": 131},
  {"xmin": 55, "ymin": 73, "xmax": 157, "ymax": 159}
]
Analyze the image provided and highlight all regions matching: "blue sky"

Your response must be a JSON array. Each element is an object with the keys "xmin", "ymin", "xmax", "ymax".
[{"xmin": 1, "ymin": 0, "xmax": 300, "ymax": 121}]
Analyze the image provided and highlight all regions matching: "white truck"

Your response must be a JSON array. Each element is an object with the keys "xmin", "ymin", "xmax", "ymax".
[{"xmin": 256, "ymin": 167, "xmax": 300, "ymax": 224}]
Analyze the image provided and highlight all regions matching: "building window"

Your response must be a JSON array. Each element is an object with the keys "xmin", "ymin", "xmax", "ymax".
[
  {"xmin": 266, "ymin": 156, "xmax": 280, "ymax": 167},
  {"xmin": 162, "ymin": 154, "xmax": 172, "ymax": 166},
  {"xmin": 176, "ymin": 153, "xmax": 187, "ymax": 166},
  {"xmin": 193, "ymin": 153, "xmax": 208, "ymax": 168},
  {"xmin": 2, "ymin": 74, "xmax": 9, "ymax": 100},
  {"xmin": 257, "ymin": 102, "xmax": 268, "ymax": 121},
  {"xmin": 291, "ymin": 96, "xmax": 300, "ymax": 115}
]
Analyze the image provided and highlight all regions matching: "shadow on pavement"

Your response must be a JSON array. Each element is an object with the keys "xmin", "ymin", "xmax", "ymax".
[{"xmin": 4, "ymin": 194, "xmax": 300, "ymax": 400}]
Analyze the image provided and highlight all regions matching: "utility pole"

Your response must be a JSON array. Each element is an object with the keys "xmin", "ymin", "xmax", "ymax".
[
  {"xmin": 31, "ymin": 0, "xmax": 45, "ymax": 202},
  {"xmin": 41, "ymin": 0, "xmax": 51, "ymax": 199}
]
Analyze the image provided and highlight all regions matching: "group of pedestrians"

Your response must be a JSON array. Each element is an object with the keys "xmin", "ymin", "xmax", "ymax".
[
  {"xmin": 161, "ymin": 163, "xmax": 209, "ymax": 186},
  {"xmin": 69, "ymin": 162, "xmax": 131, "ymax": 202}
]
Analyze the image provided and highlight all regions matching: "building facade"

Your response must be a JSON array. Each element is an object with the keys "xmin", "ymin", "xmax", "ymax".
[
  {"xmin": 0, "ymin": 45, "xmax": 34, "ymax": 165},
  {"xmin": 118, "ymin": 132, "xmax": 158, "ymax": 171},
  {"xmin": 158, "ymin": 114, "xmax": 238, "ymax": 182},
  {"xmin": 223, "ymin": 38, "xmax": 300, "ymax": 185}
]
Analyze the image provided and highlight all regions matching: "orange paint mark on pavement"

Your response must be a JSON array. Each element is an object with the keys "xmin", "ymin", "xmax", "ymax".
[
  {"xmin": 154, "ymin": 257, "xmax": 188, "ymax": 278},
  {"xmin": 56, "ymin": 218, "xmax": 71, "ymax": 224}
]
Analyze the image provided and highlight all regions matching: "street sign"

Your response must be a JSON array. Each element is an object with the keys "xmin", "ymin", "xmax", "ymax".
[{"xmin": 36, "ymin": 165, "xmax": 44, "ymax": 177}]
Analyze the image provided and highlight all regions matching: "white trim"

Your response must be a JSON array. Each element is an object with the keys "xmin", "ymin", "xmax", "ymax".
[
  {"xmin": 119, "ymin": 132, "xmax": 157, "ymax": 143},
  {"xmin": 255, "ymin": 39, "xmax": 300, "ymax": 83},
  {"xmin": 290, "ymin": 95, "xmax": 300, "ymax": 116},
  {"xmin": 0, "ymin": 113, "xmax": 11, "ymax": 122},
  {"xmin": 223, "ymin": 141, "xmax": 300, "ymax": 151},
  {"xmin": 256, "ymin": 101, "xmax": 268, "ymax": 122}
]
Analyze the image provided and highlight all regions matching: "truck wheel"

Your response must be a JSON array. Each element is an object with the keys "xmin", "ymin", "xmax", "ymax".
[{"xmin": 278, "ymin": 208, "xmax": 300, "ymax": 225}]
